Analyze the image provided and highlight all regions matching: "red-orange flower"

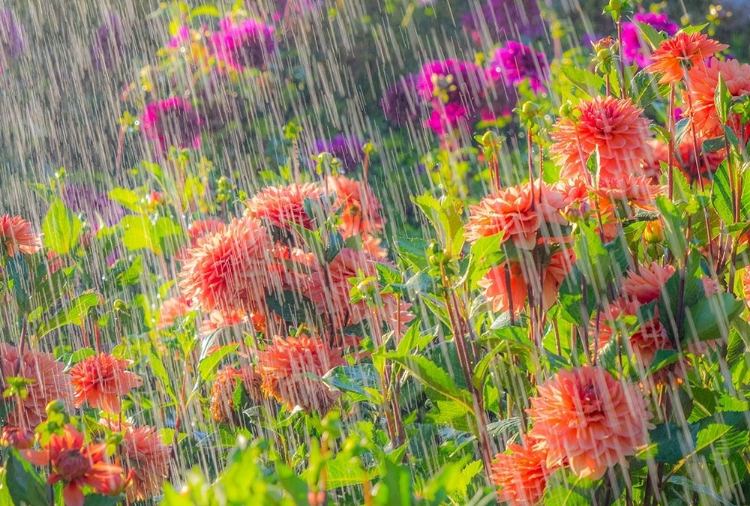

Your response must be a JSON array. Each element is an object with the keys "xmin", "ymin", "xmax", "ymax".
[
  {"xmin": 528, "ymin": 366, "xmax": 652, "ymax": 480},
  {"xmin": 0, "ymin": 214, "xmax": 42, "ymax": 257},
  {"xmin": 0, "ymin": 344, "xmax": 74, "ymax": 428},
  {"xmin": 466, "ymin": 181, "xmax": 568, "ymax": 249},
  {"xmin": 491, "ymin": 440, "xmax": 551, "ymax": 506},
  {"xmin": 646, "ymin": 32, "xmax": 728, "ymax": 84},
  {"xmin": 621, "ymin": 262, "xmax": 675, "ymax": 307},
  {"xmin": 100, "ymin": 419, "xmax": 170, "ymax": 502},
  {"xmin": 21, "ymin": 424, "xmax": 129, "ymax": 506},
  {"xmin": 210, "ymin": 365, "xmax": 263, "ymax": 423},
  {"xmin": 180, "ymin": 217, "xmax": 272, "ymax": 312},
  {"xmin": 245, "ymin": 183, "xmax": 323, "ymax": 230},
  {"xmin": 551, "ymin": 97, "xmax": 651, "ymax": 184},
  {"xmin": 0, "ymin": 425, "xmax": 34, "ymax": 449},
  {"xmin": 685, "ymin": 57, "xmax": 750, "ymax": 140},
  {"xmin": 69, "ymin": 353, "xmax": 143, "ymax": 414},
  {"xmin": 327, "ymin": 175, "xmax": 385, "ymax": 237},
  {"xmin": 157, "ymin": 296, "xmax": 193, "ymax": 329},
  {"xmin": 257, "ymin": 336, "xmax": 346, "ymax": 413}
]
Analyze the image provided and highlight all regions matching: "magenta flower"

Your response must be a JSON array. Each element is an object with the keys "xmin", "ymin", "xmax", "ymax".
[
  {"xmin": 417, "ymin": 59, "xmax": 486, "ymax": 107},
  {"xmin": 167, "ymin": 26, "xmax": 191, "ymax": 49},
  {"xmin": 489, "ymin": 41, "xmax": 548, "ymax": 92},
  {"xmin": 622, "ymin": 13, "xmax": 678, "ymax": 68},
  {"xmin": 140, "ymin": 98, "xmax": 203, "ymax": 154},
  {"xmin": 212, "ymin": 17, "xmax": 275, "ymax": 70}
]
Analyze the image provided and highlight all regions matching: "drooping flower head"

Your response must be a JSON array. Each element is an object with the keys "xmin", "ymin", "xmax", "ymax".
[
  {"xmin": 180, "ymin": 217, "xmax": 273, "ymax": 312},
  {"xmin": 140, "ymin": 98, "xmax": 203, "ymax": 154},
  {"xmin": 461, "ymin": 0, "xmax": 544, "ymax": 46},
  {"xmin": 245, "ymin": 183, "xmax": 324, "ymax": 231},
  {"xmin": 257, "ymin": 335, "xmax": 346, "ymax": 412},
  {"xmin": 381, "ymin": 74, "xmax": 420, "ymax": 126},
  {"xmin": 0, "ymin": 214, "xmax": 42, "ymax": 257},
  {"xmin": 212, "ymin": 17, "xmax": 275, "ymax": 70},
  {"xmin": 312, "ymin": 135, "xmax": 365, "ymax": 170},
  {"xmin": 0, "ymin": 345, "xmax": 74, "ymax": 428},
  {"xmin": 491, "ymin": 440, "xmax": 551, "ymax": 506},
  {"xmin": 90, "ymin": 13, "xmax": 125, "ymax": 72},
  {"xmin": 621, "ymin": 13, "xmax": 678, "ymax": 68},
  {"xmin": 646, "ymin": 32, "xmax": 728, "ymax": 84},
  {"xmin": 527, "ymin": 366, "xmax": 653, "ymax": 479},
  {"xmin": 100, "ymin": 419, "xmax": 170, "ymax": 502},
  {"xmin": 684, "ymin": 57, "xmax": 750, "ymax": 140},
  {"xmin": 210, "ymin": 365, "xmax": 263, "ymax": 423},
  {"xmin": 489, "ymin": 41, "xmax": 548, "ymax": 92},
  {"xmin": 21, "ymin": 424, "xmax": 129, "ymax": 506},
  {"xmin": 465, "ymin": 180, "xmax": 568, "ymax": 250},
  {"xmin": 69, "ymin": 353, "xmax": 143, "ymax": 414},
  {"xmin": 0, "ymin": 425, "xmax": 34, "ymax": 449},
  {"xmin": 550, "ymin": 96, "xmax": 652, "ymax": 184},
  {"xmin": 0, "ymin": 8, "xmax": 25, "ymax": 70}
]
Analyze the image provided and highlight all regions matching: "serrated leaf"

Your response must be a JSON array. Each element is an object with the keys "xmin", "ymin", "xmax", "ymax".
[
  {"xmin": 38, "ymin": 292, "xmax": 100, "ymax": 337},
  {"xmin": 42, "ymin": 198, "xmax": 83, "ymax": 254}
]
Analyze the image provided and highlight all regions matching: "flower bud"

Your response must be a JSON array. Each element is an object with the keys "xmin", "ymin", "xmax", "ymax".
[{"xmin": 644, "ymin": 220, "xmax": 664, "ymax": 244}]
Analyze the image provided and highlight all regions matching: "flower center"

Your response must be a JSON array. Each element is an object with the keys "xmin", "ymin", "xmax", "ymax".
[{"xmin": 56, "ymin": 449, "xmax": 91, "ymax": 481}]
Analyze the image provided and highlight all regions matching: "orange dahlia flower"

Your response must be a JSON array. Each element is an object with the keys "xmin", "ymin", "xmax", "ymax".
[
  {"xmin": 210, "ymin": 365, "xmax": 263, "ymax": 423},
  {"xmin": 646, "ymin": 32, "xmax": 728, "ymax": 84},
  {"xmin": 69, "ymin": 353, "xmax": 143, "ymax": 414},
  {"xmin": 550, "ymin": 97, "xmax": 651, "ymax": 184},
  {"xmin": 644, "ymin": 139, "xmax": 725, "ymax": 184},
  {"xmin": 0, "ymin": 344, "xmax": 74, "ymax": 427},
  {"xmin": 21, "ymin": 424, "xmax": 130, "ymax": 506},
  {"xmin": 466, "ymin": 181, "xmax": 568, "ymax": 250},
  {"xmin": 491, "ymin": 441, "xmax": 551, "ymax": 506},
  {"xmin": 100, "ymin": 419, "xmax": 170, "ymax": 502},
  {"xmin": 0, "ymin": 214, "xmax": 42, "ymax": 257},
  {"xmin": 528, "ymin": 366, "xmax": 653, "ymax": 480},
  {"xmin": 257, "ymin": 335, "xmax": 346, "ymax": 413},
  {"xmin": 594, "ymin": 175, "xmax": 664, "ymax": 212},
  {"xmin": 245, "ymin": 183, "xmax": 324, "ymax": 230},
  {"xmin": 180, "ymin": 217, "xmax": 272, "ymax": 312},
  {"xmin": 327, "ymin": 175, "xmax": 385, "ymax": 237},
  {"xmin": 685, "ymin": 57, "xmax": 750, "ymax": 140},
  {"xmin": 621, "ymin": 262, "xmax": 676, "ymax": 307}
]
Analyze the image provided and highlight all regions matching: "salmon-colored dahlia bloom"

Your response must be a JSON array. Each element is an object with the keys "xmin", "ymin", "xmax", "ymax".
[
  {"xmin": 180, "ymin": 217, "xmax": 272, "ymax": 312},
  {"xmin": 0, "ymin": 344, "xmax": 74, "ymax": 427},
  {"xmin": 550, "ymin": 97, "xmax": 651, "ymax": 184},
  {"xmin": 187, "ymin": 218, "xmax": 225, "ymax": 245},
  {"xmin": 327, "ymin": 175, "xmax": 385, "ymax": 237},
  {"xmin": 245, "ymin": 183, "xmax": 324, "ymax": 230},
  {"xmin": 480, "ymin": 249, "xmax": 575, "ymax": 316},
  {"xmin": 644, "ymin": 139, "xmax": 725, "ymax": 184},
  {"xmin": 466, "ymin": 181, "xmax": 568, "ymax": 249},
  {"xmin": 157, "ymin": 296, "xmax": 193, "ymax": 329},
  {"xmin": 491, "ymin": 441, "xmax": 551, "ymax": 506},
  {"xmin": 21, "ymin": 424, "xmax": 130, "ymax": 506},
  {"xmin": 621, "ymin": 262, "xmax": 676, "ymax": 307},
  {"xmin": 0, "ymin": 425, "xmax": 34, "ymax": 449},
  {"xmin": 0, "ymin": 214, "xmax": 42, "ymax": 257},
  {"xmin": 69, "ymin": 353, "xmax": 143, "ymax": 414},
  {"xmin": 257, "ymin": 336, "xmax": 346, "ymax": 413},
  {"xmin": 100, "ymin": 419, "xmax": 170, "ymax": 502},
  {"xmin": 594, "ymin": 176, "xmax": 664, "ymax": 212},
  {"xmin": 685, "ymin": 57, "xmax": 750, "ymax": 140},
  {"xmin": 199, "ymin": 308, "xmax": 265, "ymax": 335},
  {"xmin": 646, "ymin": 32, "xmax": 728, "ymax": 84},
  {"xmin": 210, "ymin": 365, "xmax": 263, "ymax": 423},
  {"xmin": 528, "ymin": 366, "xmax": 653, "ymax": 480}
]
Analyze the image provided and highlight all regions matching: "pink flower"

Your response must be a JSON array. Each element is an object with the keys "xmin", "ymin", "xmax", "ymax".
[
  {"xmin": 528, "ymin": 366, "xmax": 653, "ymax": 479},
  {"xmin": 211, "ymin": 17, "xmax": 275, "ymax": 70},
  {"xmin": 69, "ymin": 353, "xmax": 143, "ymax": 414},
  {"xmin": 491, "ymin": 439, "xmax": 552, "ymax": 506},
  {"xmin": 157, "ymin": 296, "xmax": 193, "ymax": 329},
  {"xmin": 245, "ymin": 183, "xmax": 324, "ymax": 231},
  {"xmin": 0, "ymin": 214, "xmax": 42, "ymax": 257}
]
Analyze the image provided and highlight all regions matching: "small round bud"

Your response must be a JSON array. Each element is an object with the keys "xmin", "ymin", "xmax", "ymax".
[{"xmin": 644, "ymin": 220, "xmax": 664, "ymax": 244}]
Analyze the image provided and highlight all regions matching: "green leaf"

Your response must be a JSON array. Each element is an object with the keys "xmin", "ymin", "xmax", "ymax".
[
  {"xmin": 188, "ymin": 5, "xmax": 221, "ymax": 19},
  {"xmin": 120, "ymin": 215, "xmax": 158, "ymax": 253},
  {"xmin": 542, "ymin": 468, "xmax": 598, "ymax": 506},
  {"xmin": 635, "ymin": 21, "xmax": 665, "ymax": 49},
  {"xmin": 702, "ymin": 136, "xmax": 726, "ymax": 154},
  {"xmin": 715, "ymin": 74, "xmax": 731, "ymax": 124},
  {"xmin": 681, "ymin": 24, "xmax": 709, "ymax": 35},
  {"xmin": 149, "ymin": 352, "xmax": 175, "ymax": 401},
  {"xmin": 6, "ymin": 450, "xmax": 48, "ymax": 506},
  {"xmin": 712, "ymin": 160, "xmax": 750, "ymax": 225},
  {"xmin": 198, "ymin": 344, "xmax": 239, "ymax": 382},
  {"xmin": 154, "ymin": 217, "xmax": 186, "ymax": 256},
  {"xmin": 645, "ymin": 349, "xmax": 679, "ymax": 376},
  {"xmin": 561, "ymin": 66, "xmax": 605, "ymax": 97},
  {"xmin": 37, "ymin": 292, "xmax": 100, "ymax": 337},
  {"xmin": 411, "ymin": 193, "xmax": 464, "ymax": 256},
  {"xmin": 573, "ymin": 223, "xmax": 610, "ymax": 294},
  {"xmin": 472, "ymin": 341, "xmax": 504, "ymax": 389},
  {"xmin": 42, "ymin": 198, "xmax": 83, "ymax": 254},
  {"xmin": 385, "ymin": 353, "xmax": 473, "ymax": 412},
  {"xmin": 108, "ymin": 188, "xmax": 142, "ymax": 212},
  {"xmin": 265, "ymin": 290, "xmax": 321, "ymax": 326},
  {"xmin": 83, "ymin": 495, "xmax": 126, "ymax": 506},
  {"xmin": 276, "ymin": 464, "xmax": 309, "ymax": 505},
  {"xmin": 684, "ymin": 293, "xmax": 744, "ymax": 343},
  {"xmin": 655, "ymin": 196, "xmax": 687, "ymax": 261}
]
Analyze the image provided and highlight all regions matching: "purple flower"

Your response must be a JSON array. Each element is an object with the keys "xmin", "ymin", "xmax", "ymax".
[
  {"xmin": 381, "ymin": 74, "xmax": 420, "ymax": 126},
  {"xmin": 621, "ymin": 13, "xmax": 678, "ymax": 68},
  {"xmin": 90, "ymin": 13, "xmax": 125, "ymax": 72},
  {"xmin": 140, "ymin": 98, "xmax": 203, "ymax": 154},
  {"xmin": 0, "ymin": 9, "xmax": 25, "ymax": 69},
  {"xmin": 211, "ymin": 17, "xmax": 275, "ymax": 70},
  {"xmin": 312, "ymin": 135, "xmax": 365, "ymax": 169},
  {"xmin": 489, "ymin": 41, "xmax": 548, "ymax": 92},
  {"xmin": 62, "ymin": 184, "xmax": 124, "ymax": 229},
  {"xmin": 461, "ymin": 0, "xmax": 544, "ymax": 46}
]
